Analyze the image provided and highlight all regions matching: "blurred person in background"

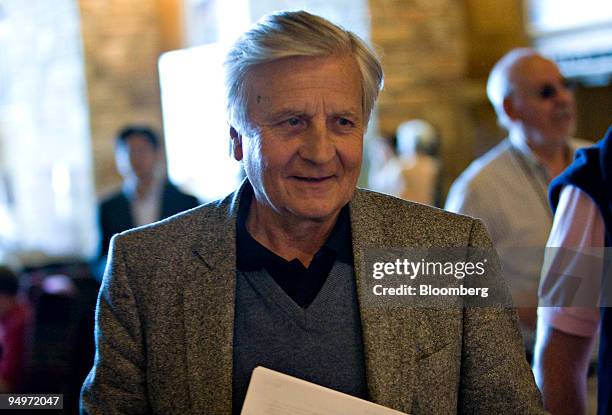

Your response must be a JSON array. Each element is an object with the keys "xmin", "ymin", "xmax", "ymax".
[
  {"xmin": 97, "ymin": 125, "xmax": 199, "ymax": 269},
  {"xmin": 372, "ymin": 119, "xmax": 441, "ymax": 206},
  {"xmin": 0, "ymin": 265, "xmax": 31, "ymax": 393},
  {"xmin": 366, "ymin": 134, "xmax": 395, "ymax": 191},
  {"xmin": 445, "ymin": 48, "xmax": 590, "ymax": 357}
]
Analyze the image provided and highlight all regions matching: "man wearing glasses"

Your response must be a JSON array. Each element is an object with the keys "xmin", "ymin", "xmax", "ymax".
[{"xmin": 445, "ymin": 48, "xmax": 590, "ymax": 357}]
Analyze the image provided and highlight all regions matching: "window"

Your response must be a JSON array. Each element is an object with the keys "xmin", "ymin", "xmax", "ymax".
[{"xmin": 0, "ymin": 0, "xmax": 97, "ymax": 263}]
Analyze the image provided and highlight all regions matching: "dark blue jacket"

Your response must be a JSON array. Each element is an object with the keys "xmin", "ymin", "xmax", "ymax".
[{"xmin": 549, "ymin": 126, "xmax": 612, "ymax": 415}]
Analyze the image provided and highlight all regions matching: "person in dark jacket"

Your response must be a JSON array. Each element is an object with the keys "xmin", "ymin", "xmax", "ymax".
[{"xmin": 98, "ymin": 125, "xmax": 199, "ymax": 264}]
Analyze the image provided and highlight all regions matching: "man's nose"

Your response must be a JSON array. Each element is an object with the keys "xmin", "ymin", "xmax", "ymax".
[
  {"xmin": 556, "ymin": 82, "xmax": 575, "ymax": 105},
  {"xmin": 298, "ymin": 122, "xmax": 336, "ymax": 164}
]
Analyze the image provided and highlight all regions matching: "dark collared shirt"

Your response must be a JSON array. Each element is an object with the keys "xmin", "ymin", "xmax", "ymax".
[{"xmin": 236, "ymin": 187, "xmax": 353, "ymax": 308}]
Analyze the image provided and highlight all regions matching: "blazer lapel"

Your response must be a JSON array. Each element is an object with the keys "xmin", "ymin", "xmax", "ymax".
[
  {"xmin": 350, "ymin": 189, "xmax": 431, "ymax": 412},
  {"xmin": 182, "ymin": 187, "xmax": 243, "ymax": 415}
]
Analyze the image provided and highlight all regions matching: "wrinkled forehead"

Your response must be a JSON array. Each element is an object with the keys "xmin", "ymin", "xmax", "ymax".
[
  {"xmin": 509, "ymin": 55, "xmax": 563, "ymax": 90},
  {"xmin": 244, "ymin": 55, "xmax": 363, "ymax": 100}
]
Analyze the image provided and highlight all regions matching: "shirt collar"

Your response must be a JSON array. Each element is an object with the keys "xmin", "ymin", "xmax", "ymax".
[
  {"xmin": 508, "ymin": 131, "xmax": 580, "ymax": 175},
  {"xmin": 122, "ymin": 175, "xmax": 163, "ymax": 202},
  {"xmin": 509, "ymin": 130, "xmax": 542, "ymax": 169},
  {"xmin": 236, "ymin": 183, "xmax": 353, "ymax": 271}
]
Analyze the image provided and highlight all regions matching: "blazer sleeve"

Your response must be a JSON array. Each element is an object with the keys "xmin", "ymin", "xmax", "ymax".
[
  {"xmin": 80, "ymin": 234, "xmax": 150, "ymax": 414},
  {"xmin": 458, "ymin": 219, "xmax": 546, "ymax": 414}
]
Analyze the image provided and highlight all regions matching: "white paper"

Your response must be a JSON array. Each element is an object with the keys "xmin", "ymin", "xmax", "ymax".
[{"xmin": 241, "ymin": 366, "xmax": 409, "ymax": 415}]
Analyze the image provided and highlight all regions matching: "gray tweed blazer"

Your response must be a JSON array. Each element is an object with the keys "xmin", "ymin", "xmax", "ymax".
[{"xmin": 81, "ymin": 182, "xmax": 545, "ymax": 414}]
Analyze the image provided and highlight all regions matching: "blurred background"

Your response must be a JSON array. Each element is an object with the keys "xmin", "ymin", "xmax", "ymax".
[{"xmin": 0, "ymin": 0, "xmax": 610, "ymax": 412}]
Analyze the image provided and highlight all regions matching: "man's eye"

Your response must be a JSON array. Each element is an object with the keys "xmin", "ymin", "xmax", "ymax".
[
  {"xmin": 286, "ymin": 117, "xmax": 302, "ymax": 127},
  {"xmin": 336, "ymin": 117, "xmax": 354, "ymax": 127}
]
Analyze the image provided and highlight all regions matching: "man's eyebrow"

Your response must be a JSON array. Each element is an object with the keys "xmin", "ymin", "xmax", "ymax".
[
  {"xmin": 265, "ymin": 109, "xmax": 306, "ymax": 121},
  {"xmin": 333, "ymin": 109, "xmax": 360, "ymax": 118},
  {"xmin": 264, "ymin": 107, "xmax": 362, "ymax": 121}
]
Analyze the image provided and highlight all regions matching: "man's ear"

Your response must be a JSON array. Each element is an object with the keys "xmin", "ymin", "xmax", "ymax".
[
  {"xmin": 503, "ymin": 96, "xmax": 519, "ymax": 121},
  {"xmin": 230, "ymin": 126, "xmax": 243, "ymax": 161}
]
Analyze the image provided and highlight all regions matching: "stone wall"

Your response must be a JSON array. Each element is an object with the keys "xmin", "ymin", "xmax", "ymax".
[
  {"xmin": 369, "ymin": 0, "xmax": 473, "ymax": 192},
  {"xmin": 79, "ymin": 0, "xmax": 175, "ymax": 194}
]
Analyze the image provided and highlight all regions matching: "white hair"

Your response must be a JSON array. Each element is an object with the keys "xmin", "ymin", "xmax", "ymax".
[
  {"xmin": 224, "ymin": 10, "xmax": 384, "ymax": 136},
  {"xmin": 486, "ymin": 48, "xmax": 541, "ymax": 129}
]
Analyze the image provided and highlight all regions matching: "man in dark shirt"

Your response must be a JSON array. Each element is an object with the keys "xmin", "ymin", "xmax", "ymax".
[
  {"xmin": 81, "ymin": 11, "xmax": 545, "ymax": 414},
  {"xmin": 97, "ymin": 126, "xmax": 199, "ymax": 263}
]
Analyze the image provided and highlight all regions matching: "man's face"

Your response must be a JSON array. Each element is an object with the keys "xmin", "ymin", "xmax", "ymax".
[
  {"xmin": 506, "ymin": 56, "xmax": 576, "ymax": 145},
  {"xmin": 116, "ymin": 134, "xmax": 159, "ymax": 182},
  {"xmin": 232, "ymin": 55, "xmax": 364, "ymax": 224}
]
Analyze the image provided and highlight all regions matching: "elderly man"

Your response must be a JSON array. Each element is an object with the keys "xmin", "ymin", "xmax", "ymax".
[
  {"xmin": 445, "ymin": 48, "xmax": 589, "ymax": 353},
  {"xmin": 81, "ymin": 12, "xmax": 543, "ymax": 414}
]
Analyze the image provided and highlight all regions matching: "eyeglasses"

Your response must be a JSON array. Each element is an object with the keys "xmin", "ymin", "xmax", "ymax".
[{"xmin": 538, "ymin": 79, "xmax": 576, "ymax": 100}]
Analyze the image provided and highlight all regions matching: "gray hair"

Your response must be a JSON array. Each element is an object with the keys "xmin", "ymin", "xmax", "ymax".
[
  {"xmin": 224, "ymin": 10, "xmax": 384, "ymax": 136},
  {"xmin": 486, "ymin": 48, "xmax": 540, "ymax": 129}
]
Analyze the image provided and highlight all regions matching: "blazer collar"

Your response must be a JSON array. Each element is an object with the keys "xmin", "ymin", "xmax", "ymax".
[{"xmin": 183, "ymin": 181, "xmax": 245, "ymax": 415}]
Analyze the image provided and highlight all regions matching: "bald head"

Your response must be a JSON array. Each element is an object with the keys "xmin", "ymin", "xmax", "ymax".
[
  {"xmin": 487, "ymin": 48, "xmax": 576, "ymax": 145},
  {"xmin": 487, "ymin": 48, "xmax": 541, "ymax": 127}
]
